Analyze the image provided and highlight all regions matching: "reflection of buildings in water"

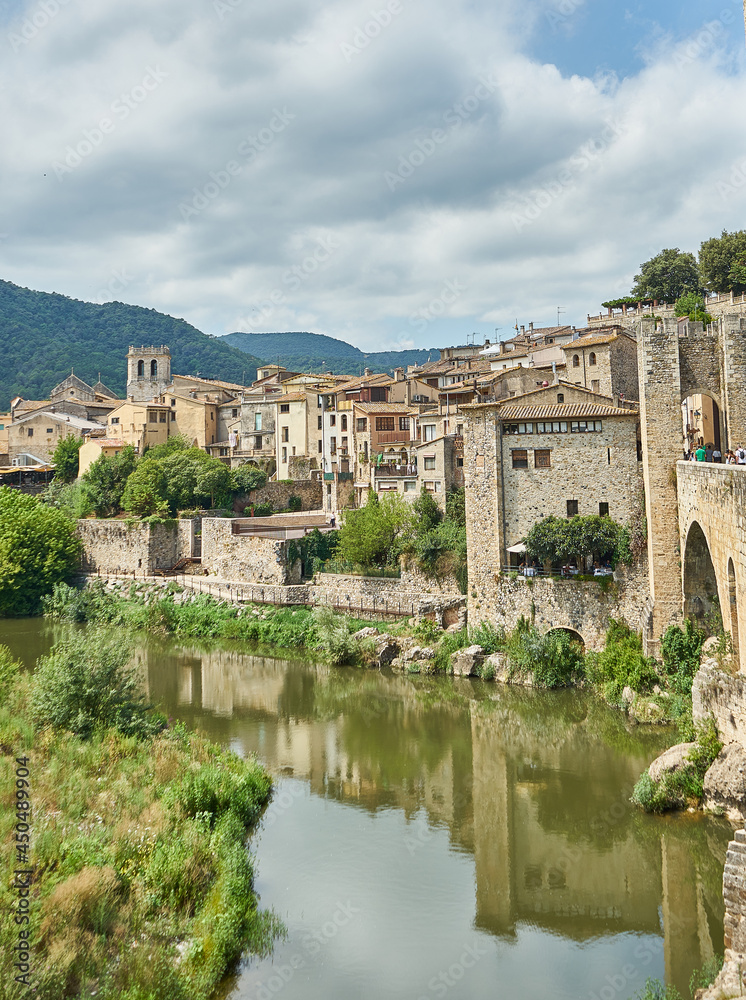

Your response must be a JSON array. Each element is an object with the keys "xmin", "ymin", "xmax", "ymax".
[{"xmin": 148, "ymin": 642, "xmax": 727, "ymax": 993}]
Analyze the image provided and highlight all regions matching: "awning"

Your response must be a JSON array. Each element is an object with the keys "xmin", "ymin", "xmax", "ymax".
[{"xmin": 506, "ymin": 543, "xmax": 526, "ymax": 554}]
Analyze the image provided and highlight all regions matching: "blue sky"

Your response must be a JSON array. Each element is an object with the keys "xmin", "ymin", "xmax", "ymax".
[{"xmin": 0, "ymin": 0, "xmax": 745, "ymax": 351}]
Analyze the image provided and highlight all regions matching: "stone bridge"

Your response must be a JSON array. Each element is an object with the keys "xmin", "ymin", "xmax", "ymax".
[{"xmin": 677, "ymin": 462, "xmax": 746, "ymax": 670}]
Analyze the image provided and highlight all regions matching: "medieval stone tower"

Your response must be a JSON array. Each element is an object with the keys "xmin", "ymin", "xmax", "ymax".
[
  {"xmin": 637, "ymin": 314, "xmax": 746, "ymax": 650},
  {"xmin": 126, "ymin": 345, "xmax": 171, "ymax": 402}
]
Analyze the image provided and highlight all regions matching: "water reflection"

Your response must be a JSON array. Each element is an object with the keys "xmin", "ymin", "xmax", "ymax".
[{"xmin": 142, "ymin": 638, "xmax": 731, "ymax": 997}]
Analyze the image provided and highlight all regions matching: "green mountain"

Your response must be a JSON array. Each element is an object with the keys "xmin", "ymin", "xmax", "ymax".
[
  {"xmin": 221, "ymin": 331, "xmax": 434, "ymax": 376},
  {"xmin": 0, "ymin": 280, "xmax": 261, "ymax": 410}
]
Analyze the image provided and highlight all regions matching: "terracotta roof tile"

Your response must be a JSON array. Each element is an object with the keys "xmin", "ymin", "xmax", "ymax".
[{"xmin": 495, "ymin": 402, "xmax": 637, "ymax": 420}]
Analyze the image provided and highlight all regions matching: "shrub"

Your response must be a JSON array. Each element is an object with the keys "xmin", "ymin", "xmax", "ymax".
[
  {"xmin": 585, "ymin": 618, "xmax": 657, "ymax": 701},
  {"xmin": 631, "ymin": 717, "xmax": 722, "ymax": 813},
  {"xmin": 505, "ymin": 619, "xmax": 584, "ymax": 688},
  {"xmin": 413, "ymin": 618, "xmax": 443, "ymax": 643},
  {"xmin": 287, "ymin": 494, "xmax": 302, "ymax": 512},
  {"xmin": 253, "ymin": 502, "xmax": 273, "ymax": 517},
  {"xmin": 468, "ymin": 621, "xmax": 505, "ymax": 653},
  {"xmin": 312, "ymin": 605, "xmax": 361, "ymax": 665},
  {"xmin": 660, "ymin": 618, "xmax": 706, "ymax": 695},
  {"xmin": 32, "ymin": 629, "xmax": 165, "ymax": 740}
]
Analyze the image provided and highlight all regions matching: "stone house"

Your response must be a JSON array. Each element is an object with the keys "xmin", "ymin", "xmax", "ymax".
[
  {"xmin": 7, "ymin": 410, "xmax": 105, "ymax": 464},
  {"xmin": 463, "ymin": 385, "xmax": 642, "ymax": 585},
  {"xmin": 78, "ymin": 436, "xmax": 127, "ymax": 476},
  {"xmin": 106, "ymin": 400, "xmax": 172, "ymax": 454},
  {"xmin": 560, "ymin": 327, "xmax": 638, "ymax": 401}
]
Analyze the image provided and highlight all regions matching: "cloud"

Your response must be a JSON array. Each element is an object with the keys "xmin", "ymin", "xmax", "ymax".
[{"xmin": 1, "ymin": 0, "xmax": 745, "ymax": 351}]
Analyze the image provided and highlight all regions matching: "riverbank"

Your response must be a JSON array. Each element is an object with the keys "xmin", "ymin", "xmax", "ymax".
[{"xmin": 0, "ymin": 640, "xmax": 278, "ymax": 1000}]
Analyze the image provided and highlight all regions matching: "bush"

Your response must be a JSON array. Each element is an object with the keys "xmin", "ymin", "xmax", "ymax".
[
  {"xmin": 585, "ymin": 618, "xmax": 657, "ymax": 701},
  {"xmin": 631, "ymin": 717, "xmax": 722, "ymax": 813},
  {"xmin": 287, "ymin": 494, "xmax": 302, "ymax": 512},
  {"xmin": 660, "ymin": 618, "xmax": 706, "ymax": 695},
  {"xmin": 468, "ymin": 621, "xmax": 505, "ymax": 653},
  {"xmin": 505, "ymin": 619, "xmax": 584, "ymax": 688},
  {"xmin": 32, "ymin": 629, "xmax": 165, "ymax": 740},
  {"xmin": 312, "ymin": 605, "xmax": 361, "ymax": 665},
  {"xmin": 253, "ymin": 502, "xmax": 273, "ymax": 517}
]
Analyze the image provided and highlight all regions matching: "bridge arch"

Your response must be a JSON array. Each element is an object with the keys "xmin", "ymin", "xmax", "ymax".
[
  {"xmin": 545, "ymin": 627, "xmax": 585, "ymax": 650},
  {"xmin": 683, "ymin": 520, "xmax": 719, "ymax": 625}
]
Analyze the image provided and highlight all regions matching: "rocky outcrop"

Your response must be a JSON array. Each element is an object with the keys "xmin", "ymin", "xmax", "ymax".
[
  {"xmin": 704, "ymin": 743, "xmax": 746, "ymax": 823},
  {"xmin": 697, "ymin": 830, "xmax": 746, "ymax": 999},
  {"xmin": 451, "ymin": 645, "xmax": 485, "ymax": 677},
  {"xmin": 647, "ymin": 743, "xmax": 697, "ymax": 783}
]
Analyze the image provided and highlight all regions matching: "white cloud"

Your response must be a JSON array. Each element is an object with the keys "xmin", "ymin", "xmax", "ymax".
[{"xmin": 1, "ymin": 0, "xmax": 745, "ymax": 351}]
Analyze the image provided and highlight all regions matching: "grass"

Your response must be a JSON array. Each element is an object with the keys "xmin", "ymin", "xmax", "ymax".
[
  {"xmin": 0, "ymin": 643, "xmax": 280, "ymax": 1000},
  {"xmin": 631, "ymin": 717, "xmax": 722, "ymax": 813}
]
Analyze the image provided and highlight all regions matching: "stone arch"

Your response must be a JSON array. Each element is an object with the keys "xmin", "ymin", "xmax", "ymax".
[
  {"xmin": 728, "ymin": 558, "xmax": 740, "ymax": 669},
  {"xmin": 683, "ymin": 521, "xmax": 718, "ymax": 624},
  {"xmin": 150, "ymin": 359, "xmax": 158, "ymax": 377},
  {"xmin": 681, "ymin": 390, "xmax": 723, "ymax": 453},
  {"xmin": 588, "ymin": 352, "xmax": 597, "ymax": 366},
  {"xmin": 137, "ymin": 359, "xmax": 144, "ymax": 377},
  {"xmin": 572, "ymin": 354, "xmax": 580, "ymax": 368},
  {"xmin": 545, "ymin": 626, "xmax": 585, "ymax": 650}
]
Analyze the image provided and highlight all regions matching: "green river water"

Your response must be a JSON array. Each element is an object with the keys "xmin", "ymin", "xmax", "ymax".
[{"xmin": 1, "ymin": 617, "xmax": 734, "ymax": 1000}]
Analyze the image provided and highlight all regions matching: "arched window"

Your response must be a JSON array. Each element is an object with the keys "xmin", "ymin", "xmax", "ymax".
[
  {"xmin": 341, "ymin": 414, "xmax": 347, "ymax": 431},
  {"xmin": 588, "ymin": 352, "xmax": 597, "ymax": 366},
  {"xmin": 572, "ymin": 355, "xmax": 580, "ymax": 368},
  {"xmin": 151, "ymin": 360, "xmax": 158, "ymax": 377},
  {"xmin": 137, "ymin": 360, "xmax": 144, "ymax": 377}
]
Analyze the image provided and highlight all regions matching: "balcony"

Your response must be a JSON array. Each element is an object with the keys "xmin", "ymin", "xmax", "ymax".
[
  {"xmin": 374, "ymin": 464, "xmax": 418, "ymax": 478},
  {"xmin": 375, "ymin": 431, "xmax": 418, "ymax": 444}
]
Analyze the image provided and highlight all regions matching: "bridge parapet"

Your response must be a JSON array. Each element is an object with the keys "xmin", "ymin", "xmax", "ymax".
[{"xmin": 677, "ymin": 461, "xmax": 746, "ymax": 671}]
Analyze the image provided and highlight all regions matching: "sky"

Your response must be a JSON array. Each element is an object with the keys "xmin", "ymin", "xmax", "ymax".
[{"xmin": 1, "ymin": 0, "xmax": 745, "ymax": 353}]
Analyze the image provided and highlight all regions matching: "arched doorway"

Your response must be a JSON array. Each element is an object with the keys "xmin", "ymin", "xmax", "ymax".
[
  {"xmin": 546, "ymin": 627, "xmax": 585, "ymax": 650},
  {"xmin": 683, "ymin": 522, "xmax": 718, "ymax": 624},
  {"xmin": 728, "ymin": 559, "xmax": 740, "ymax": 668},
  {"xmin": 681, "ymin": 393, "xmax": 721, "ymax": 456}
]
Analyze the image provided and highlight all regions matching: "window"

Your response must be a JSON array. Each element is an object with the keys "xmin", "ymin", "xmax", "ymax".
[
  {"xmin": 356, "ymin": 418, "xmax": 367, "ymax": 432},
  {"xmin": 570, "ymin": 420, "xmax": 602, "ymax": 433},
  {"xmin": 599, "ymin": 502, "xmax": 609, "ymax": 516},
  {"xmin": 232, "ymin": 408, "xmax": 238, "ymax": 418},
  {"xmin": 147, "ymin": 410, "xmax": 158, "ymax": 423},
  {"xmin": 591, "ymin": 380, "xmax": 600, "ymax": 393},
  {"xmin": 171, "ymin": 398, "xmax": 176, "ymax": 407},
  {"xmin": 318, "ymin": 440, "xmax": 322, "ymax": 453},
  {"xmin": 46, "ymin": 427, "xmax": 53, "ymax": 433},
  {"xmin": 159, "ymin": 413, "xmax": 167, "ymax": 423},
  {"xmin": 210, "ymin": 412, "xmax": 214, "ymax": 420},
  {"xmin": 27, "ymin": 428, "xmax": 33, "ymax": 437},
  {"xmin": 588, "ymin": 352, "xmax": 597, "ymax": 366},
  {"xmin": 503, "ymin": 423, "xmax": 533, "ymax": 435},
  {"xmin": 282, "ymin": 447, "xmax": 287, "ymax": 463},
  {"xmin": 557, "ymin": 393, "xmax": 564, "ymax": 403},
  {"xmin": 434, "ymin": 481, "xmax": 441, "ymax": 492},
  {"xmin": 424, "ymin": 481, "xmax": 436, "ymax": 492},
  {"xmin": 534, "ymin": 449, "xmax": 551, "ymax": 468},
  {"xmin": 424, "ymin": 457, "xmax": 436, "ymax": 470},
  {"xmin": 254, "ymin": 412, "xmax": 262, "ymax": 431},
  {"xmin": 376, "ymin": 417, "xmax": 395, "ymax": 431},
  {"xmin": 219, "ymin": 447, "xmax": 228, "ymax": 456},
  {"xmin": 567, "ymin": 499, "xmax": 579, "ymax": 516},
  {"xmin": 404, "ymin": 481, "xmax": 417, "ymax": 492},
  {"xmin": 511, "ymin": 449, "xmax": 528, "ymax": 469},
  {"xmin": 399, "ymin": 417, "xmax": 409, "ymax": 431},
  {"xmin": 572, "ymin": 355, "xmax": 580, "ymax": 367},
  {"xmin": 111, "ymin": 417, "xmax": 120, "ymax": 425},
  {"xmin": 330, "ymin": 414, "xmax": 336, "ymax": 427},
  {"xmin": 280, "ymin": 403, "xmax": 290, "ymax": 413},
  {"xmin": 282, "ymin": 426, "xmax": 289, "ymax": 442},
  {"xmin": 318, "ymin": 415, "xmax": 323, "ymax": 429},
  {"xmin": 423, "ymin": 424, "xmax": 436, "ymax": 442},
  {"xmin": 317, "ymin": 396, "xmax": 322, "ymax": 408},
  {"xmin": 330, "ymin": 437, "xmax": 337, "ymax": 455},
  {"xmin": 137, "ymin": 360, "xmax": 144, "ymax": 377},
  {"xmin": 341, "ymin": 414, "xmax": 347, "ymax": 431},
  {"xmin": 254, "ymin": 435, "xmax": 262, "ymax": 449},
  {"xmin": 457, "ymin": 457, "xmax": 463, "ymax": 467},
  {"xmin": 536, "ymin": 421, "xmax": 568, "ymax": 433}
]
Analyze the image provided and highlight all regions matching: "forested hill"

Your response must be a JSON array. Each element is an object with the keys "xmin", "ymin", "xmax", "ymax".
[
  {"xmin": 0, "ymin": 280, "xmax": 261, "ymax": 410},
  {"xmin": 221, "ymin": 331, "xmax": 434, "ymax": 375}
]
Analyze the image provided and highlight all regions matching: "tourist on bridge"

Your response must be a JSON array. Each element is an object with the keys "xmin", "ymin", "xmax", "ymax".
[
  {"xmin": 713, "ymin": 446, "xmax": 722, "ymax": 463},
  {"xmin": 695, "ymin": 443, "xmax": 706, "ymax": 461}
]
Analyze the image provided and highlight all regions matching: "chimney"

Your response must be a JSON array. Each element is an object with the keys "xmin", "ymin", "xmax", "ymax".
[
  {"xmin": 394, "ymin": 367, "xmax": 404, "ymax": 382},
  {"xmin": 529, "ymin": 322, "xmax": 534, "ymax": 332},
  {"xmin": 364, "ymin": 367, "xmax": 371, "ymax": 377},
  {"xmin": 520, "ymin": 325, "xmax": 525, "ymax": 335}
]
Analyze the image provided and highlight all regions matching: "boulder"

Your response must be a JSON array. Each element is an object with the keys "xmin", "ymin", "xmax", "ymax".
[
  {"xmin": 374, "ymin": 634, "xmax": 400, "ymax": 667},
  {"xmin": 451, "ymin": 645, "xmax": 485, "ymax": 677},
  {"xmin": 703, "ymin": 742, "xmax": 746, "ymax": 822},
  {"xmin": 353, "ymin": 627, "xmax": 380, "ymax": 641},
  {"xmin": 701, "ymin": 635, "xmax": 720, "ymax": 658},
  {"xmin": 622, "ymin": 686, "xmax": 634, "ymax": 706},
  {"xmin": 647, "ymin": 742, "xmax": 697, "ymax": 783}
]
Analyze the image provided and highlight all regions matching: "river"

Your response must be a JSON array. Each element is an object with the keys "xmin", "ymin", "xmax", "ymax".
[{"xmin": 2, "ymin": 618, "xmax": 733, "ymax": 1000}]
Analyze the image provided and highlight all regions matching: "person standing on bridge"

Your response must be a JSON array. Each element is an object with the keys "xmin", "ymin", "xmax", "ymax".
[
  {"xmin": 737, "ymin": 445, "xmax": 746, "ymax": 464},
  {"xmin": 695, "ymin": 443, "xmax": 706, "ymax": 461},
  {"xmin": 713, "ymin": 446, "xmax": 722, "ymax": 463}
]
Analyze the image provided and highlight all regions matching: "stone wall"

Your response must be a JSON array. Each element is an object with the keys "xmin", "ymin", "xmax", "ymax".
[
  {"xmin": 699, "ymin": 829, "xmax": 746, "ymax": 1000},
  {"xmin": 201, "ymin": 518, "xmax": 300, "ymax": 585},
  {"xmin": 693, "ymin": 664, "xmax": 746, "ymax": 744},
  {"xmin": 238, "ymin": 478, "xmax": 323, "ymax": 513},
  {"xmin": 77, "ymin": 519, "xmax": 193, "ymax": 575},
  {"xmin": 310, "ymin": 571, "xmax": 464, "ymax": 622},
  {"xmin": 467, "ymin": 563, "xmax": 650, "ymax": 651}
]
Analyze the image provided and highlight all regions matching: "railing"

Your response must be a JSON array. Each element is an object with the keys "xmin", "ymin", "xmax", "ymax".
[
  {"xmin": 374, "ymin": 465, "xmax": 418, "ymax": 477},
  {"xmin": 498, "ymin": 567, "xmax": 614, "ymax": 580},
  {"xmin": 375, "ymin": 431, "xmax": 418, "ymax": 444}
]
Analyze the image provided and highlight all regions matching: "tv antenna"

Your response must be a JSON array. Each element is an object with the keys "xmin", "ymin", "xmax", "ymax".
[{"xmin": 557, "ymin": 306, "xmax": 565, "ymax": 327}]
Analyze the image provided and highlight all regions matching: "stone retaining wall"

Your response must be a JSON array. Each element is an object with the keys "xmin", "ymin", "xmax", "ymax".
[
  {"xmin": 77, "ymin": 519, "xmax": 193, "ymax": 575},
  {"xmin": 237, "ymin": 479, "xmax": 322, "ymax": 513},
  {"xmin": 693, "ymin": 663, "xmax": 746, "ymax": 745},
  {"xmin": 310, "ymin": 571, "xmax": 465, "ymax": 622},
  {"xmin": 201, "ymin": 518, "xmax": 300, "ymax": 585},
  {"xmin": 467, "ymin": 563, "xmax": 650, "ymax": 651}
]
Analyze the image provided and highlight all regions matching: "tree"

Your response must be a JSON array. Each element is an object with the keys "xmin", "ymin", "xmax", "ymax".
[
  {"xmin": 524, "ymin": 516, "xmax": 567, "ymax": 567},
  {"xmin": 52, "ymin": 434, "xmax": 83, "ymax": 483},
  {"xmin": 673, "ymin": 291, "xmax": 712, "ymax": 323},
  {"xmin": 413, "ymin": 486, "xmax": 442, "ymax": 534},
  {"xmin": 445, "ymin": 487, "xmax": 465, "ymax": 527},
  {"xmin": 121, "ymin": 458, "xmax": 169, "ymax": 517},
  {"xmin": 630, "ymin": 248, "xmax": 701, "ymax": 303},
  {"xmin": 81, "ymin": 446, "xmax": 137, "ymax": 517},
  {"xmin": 524, "ymin": 514, "xmax": 623, "ymax": 570},
  {"xmin": 0, "ymin": 488, "xmax": 81, "ymax": 615},
  {"xmin": 231, "ymin": 464, "xmax": 268, "ymax": 498},
  {"xmin": 195, "ymin": 461, "xmax": 232, "ymax": 509},
  {"xmin": 699, "ymin": 229, "xmax": 746, "ymax": 295},
  {"xmin": 337, "ymin": 490, "xmax": 415, "ymax": 567}
]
